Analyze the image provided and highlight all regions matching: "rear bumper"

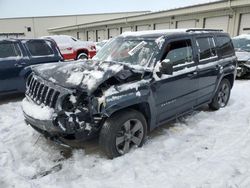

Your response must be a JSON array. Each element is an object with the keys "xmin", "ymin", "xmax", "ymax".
[{"xmin": 88, "ymin": 51, "xmax": 96, "ymax": 59}]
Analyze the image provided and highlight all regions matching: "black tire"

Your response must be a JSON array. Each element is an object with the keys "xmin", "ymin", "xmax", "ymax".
[
  {"xmin": 209, "ymin": 78, "xmax": 231, "ymax": 110},
  {"xmin": 77, "ymin": 53, "xmax": 88, "ymax": 60},
  {"xmin": 99, "ymin": 109, "xmax": 147, "ymax": 159}
]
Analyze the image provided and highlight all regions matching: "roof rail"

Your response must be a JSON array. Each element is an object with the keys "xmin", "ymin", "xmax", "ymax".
[{"xmin": 186, "ymin": 29, "xmax": 223, "ymax": 32}]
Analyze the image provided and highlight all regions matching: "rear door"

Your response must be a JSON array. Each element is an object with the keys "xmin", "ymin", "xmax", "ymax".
[
  {"xmin": 0, "ymin": 40, "xmax": 25, "ymax": 93},
  {"xmin": 153, "ymin": 37, "xmax": 199, "ymax": 125},
  {"xmin": 24, "ymin": 39, "xmax": 62, "ymax": 65},
  {"xmin": 195, "ymin": 35, "xmax": 220, "ymax": 105}
]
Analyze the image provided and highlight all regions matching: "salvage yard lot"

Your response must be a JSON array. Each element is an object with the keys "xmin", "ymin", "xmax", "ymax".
[{"xmin": 1, "ymin": 80, "xmax": 250, "ymax": 188}]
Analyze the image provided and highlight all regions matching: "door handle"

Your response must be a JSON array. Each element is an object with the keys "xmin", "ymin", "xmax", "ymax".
[
  {"xmin": 187, "ymin": 71, "xmax": 198, "ymax": 78},
  {"xmin": 15, "ymin": 62, "xmax": 26, "ymax": 67}
]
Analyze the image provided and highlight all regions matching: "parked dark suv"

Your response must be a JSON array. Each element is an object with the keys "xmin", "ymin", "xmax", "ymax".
[
  {"xmin": 22, "ymin": 29, "xmax": 237, "ymax": 158},
  {"xmin": 0, "ymin": 39, "xmax": 63, "ymax": 96}
]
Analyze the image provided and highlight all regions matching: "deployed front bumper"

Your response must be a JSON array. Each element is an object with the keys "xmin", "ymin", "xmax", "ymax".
[
  {"xmin": 23, "ymin": 98, "xmax": 99, "ymax": 146},
  {"xmin": 24, "ymin": 111, "xmax": 98, "ymax": 145}
]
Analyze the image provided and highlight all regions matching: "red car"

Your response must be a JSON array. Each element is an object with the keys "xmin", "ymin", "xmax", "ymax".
[{"xmin": 42, "ymin": 35, "xmax": 96, "ymax": 60}]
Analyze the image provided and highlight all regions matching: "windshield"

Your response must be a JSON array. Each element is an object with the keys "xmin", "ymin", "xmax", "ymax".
[
  {"xmin": 232, "ymin": 37, "xmax": 250, "ymax": 52},
  {"xmin": 93, "ymin": 37, "xmax": 160, "ymax": 68}
]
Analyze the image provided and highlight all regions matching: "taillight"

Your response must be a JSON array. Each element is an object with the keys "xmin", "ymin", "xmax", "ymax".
[{"xmin": 90, "ymin": 45, "xmax": 96, "ymax": 50}]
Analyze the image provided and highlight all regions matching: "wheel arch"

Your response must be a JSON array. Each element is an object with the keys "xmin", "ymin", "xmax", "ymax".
[
  {"xmin": 104, "ymin": 102, "xmax": 152, "ymax": 132},
  {"xmin": 223, "ymin": 73, "xmax": 234, "ymax": 88},
  {"xmin": 76, "ymin": 48, "xmax": 89, "ymax": 58}
]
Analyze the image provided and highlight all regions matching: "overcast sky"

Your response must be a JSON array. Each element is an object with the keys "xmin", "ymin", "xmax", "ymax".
[{"xmin": 0, "ymin": 0, "xmax": 219, "ymax": 18}]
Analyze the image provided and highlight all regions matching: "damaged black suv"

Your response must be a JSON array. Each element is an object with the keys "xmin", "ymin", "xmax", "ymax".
[{"xmin": 23, "ymin": 29, "xmax": 237, "ymax": 158}]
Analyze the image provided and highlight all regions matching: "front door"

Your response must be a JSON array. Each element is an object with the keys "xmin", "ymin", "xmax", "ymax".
[
  {"xmin": 152, "ymin": 38, "xmax": 199, "ymax": 125},
  {"xmin": 0, "ymin": 41, "xmax": 26, "ymax": 93}
]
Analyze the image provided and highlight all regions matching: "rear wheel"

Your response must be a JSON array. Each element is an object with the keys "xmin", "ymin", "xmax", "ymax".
[
  {"xmin": 209, "ymin": 78, "xmax": 231, "ymax": 110},
  {"xmin": 99, "ymin": 109, "xmax": 147, "ymax": 159}
]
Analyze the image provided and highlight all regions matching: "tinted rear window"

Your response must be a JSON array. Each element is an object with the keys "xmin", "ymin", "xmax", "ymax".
[
  {"xmin": 0, "ymin": 42, "xmax": 21, "ymax": 58},
  {"xmin": 196, "ymin": 37, "xmax": 217, "ymax": 60},
  {"xmin": 26, "ymin": 40, "xmax": 53, "ymax": 56},
  {"xmin": 217, "ymin": 36, "xmax": 234, "ymax": 57}
]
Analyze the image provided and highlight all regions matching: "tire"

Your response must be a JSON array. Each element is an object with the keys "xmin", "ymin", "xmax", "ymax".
[
  {"xmin": 77, "ymin": 53, "xmax": 88, "ymax": 60},
  {"xmin": 99, "ymin": 109, "xmax": 147, "ymax": 159},
  {"xmin": 209, "ymin": 78, "xmax": 231, "ymax": 110}
]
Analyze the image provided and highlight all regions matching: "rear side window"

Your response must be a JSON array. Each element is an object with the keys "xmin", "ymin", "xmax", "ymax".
[
  {"xmin": 0, "ymin": 42, "xmax": 21, "ymax": 58},
  {"xmin": 196, "ymin": 37, "xmax": 217, "ymax": 61},
  {"xmin": 217, "ymin": 36, "xmax": 234, "ymax": 57},
  {"xmin": 26, "ymin": 40, "xmax": 53, "ymax": 56},
  {"xmin": 163, "ymin": 39, "xmax": 193, "ymax": 67}
]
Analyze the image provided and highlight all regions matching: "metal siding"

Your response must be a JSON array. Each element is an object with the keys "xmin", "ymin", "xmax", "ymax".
[
  {"xmin": 177, "ymin": 20, "xmax": 196, "ymax": 28},
  {"xmin": 239, "ymin": 13, "xmax": 250, "ymax": 34},
  {"xmin": 136, "ymin": 25, "xmax": 150, "ymax": 31},
  {"xmin": 108, "ymin": 28, "xmax": 120, "ymax": 39},
  {"xmin": 204, "ymin": 16, "xmax": 229, "ymax": 32},
  {"xmin": 154, "ymin": 22, "xmax": 170, "ymax": 30},
  {"xmin": 121, "ymin": 26, "xmax": 132, "ymax": 33},
  {"xmin": 97, "ymin": 29, "xmax": 106, "ymax": 42},
  {"xmin": 87, "ymin": 30, "xmax": 95, "ymax": 41}
]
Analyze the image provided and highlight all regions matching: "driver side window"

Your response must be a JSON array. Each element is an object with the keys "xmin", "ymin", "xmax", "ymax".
[{"xmin": 162, "ymin": 39, "xmax": 193, "ymax": 71}]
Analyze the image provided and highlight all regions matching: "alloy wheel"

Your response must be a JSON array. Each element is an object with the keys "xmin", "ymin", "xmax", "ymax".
[{"xmin": 115, "ymin": 119, "xmax": 144, "ymax": 155}]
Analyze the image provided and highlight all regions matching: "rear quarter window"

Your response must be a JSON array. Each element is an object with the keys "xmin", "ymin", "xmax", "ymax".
[
  {"xmin": 0, "ymin": 42, "xmax": 21, "ymax": 58},
  {"xmin": 216, "ymin": 36, "xmax": 235, "ymax": 57},
  {"xmin": 196, "ymin": 37, "xmax": 217, "ymax": 61},
  {"xmin": 25, "ymin": 40, "xmax": 54, "ymax": 57}
]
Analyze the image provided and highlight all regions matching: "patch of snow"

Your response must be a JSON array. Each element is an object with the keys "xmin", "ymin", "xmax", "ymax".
[
  {"xmin": 82, "ymin": 70, "xmax": 105, "ymax": 91},
  {"xmin": 66, "ymin": 72, "xmax": 84, "ymax": 86},
  {"xmin": 33, "ymin": 63, "xmax": 58, "ymax": 71},
  {"xmin": 173, "ymin": 61, "xmax": 195, "ymax": 68},
  {"xmin": 69, "ymin": 95, "xmax": 77, "ymax": 104},
  {"xmin": 0, "ymin": 56, "xmax": 22, "ymax": 61},
  {"xmin": 104, "ymin": 79, "xmax": 150, "ymax": 97},
  {"xmin": 235, "ymin": 51, "xmax": 250, "ymax": 62},
  {"xmin": 49, "ymin": 77, "xmax": 57, "ymax": 83},
  {"xmin": 2, "ymin": 81, "xmax": 250, "ymax": 187},
  {"xmin": 136, "ymin": 91, "xmax": 141, "ymax": 97},
  {"xmin": 22, "ymin": 98, "xmax": 54, "ymax": 120},
  {"xmin": 233, "ymin": 34, "xmax": 250, "ymax": 40},
  {"xmin": 121, "ymin": 29, "xmax": 187, "ymax": 37}
]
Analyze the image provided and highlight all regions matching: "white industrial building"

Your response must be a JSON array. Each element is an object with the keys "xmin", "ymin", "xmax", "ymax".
[
  {"xmin": 0, "ymin": 11, "xmax": 149, "ymax": 39},
  {"xmin": 1, "ymin": 0, "xmax": 250, "ymax": 41}
]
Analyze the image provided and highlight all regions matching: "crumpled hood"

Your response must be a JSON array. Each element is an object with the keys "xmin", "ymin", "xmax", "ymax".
[
  {"xmin": 235, "ymin": 51, "xmax": 250, "ymax": 62},
  {"xmin": 31, "ymin": 60, "xmax": 124, "ymax": 93}
]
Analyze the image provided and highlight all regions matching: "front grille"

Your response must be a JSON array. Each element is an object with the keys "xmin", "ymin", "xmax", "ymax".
[{"xmin": 26, "ymin": 74, "xmax": 60, "ymax": 108}]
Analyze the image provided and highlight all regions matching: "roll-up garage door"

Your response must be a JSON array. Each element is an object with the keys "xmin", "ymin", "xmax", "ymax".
[
  {"xmin": 108, "ymin": 28, "xmax": 120, "ymax": 39},
  {"xmin": 87, "ymin": 30, "xmax": 95, "ymax": 41},
  {"xmin": 204, "ymin": 16, "xmax": 229, "ymax": 32},
  {"xmin": 136, "ymin": 25, "xmax": 150, "ymax": 31},
  {"xmin": 154, "ymin": 22, "xmax": 170, "ymax": 30},
  {"xmin": 177, "ymin": 20, "xmax": 196, "ymax": 28},
  {"xmin": 97, "ymin": 29, "xmax": 106, "ymax": 42},
  {"xmin": 239, "ymin": 13, "xmax": 250, "ymax": 35},
  {"xmin": 121, "ymin": 26, "xmax": 132, "ymax": 33}
]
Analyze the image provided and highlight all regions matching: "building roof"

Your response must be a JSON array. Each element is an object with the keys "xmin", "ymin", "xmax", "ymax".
[{"xmin": 48, "ymin": 0, "xmax": 231, "ymax": 32}]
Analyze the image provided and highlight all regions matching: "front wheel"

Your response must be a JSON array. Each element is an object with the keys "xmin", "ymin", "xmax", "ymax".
[
  {"xmin": 209, "ymin": 78, "xmax": 231, "ymax": 110},
  {"xmin": 99, "ymin": 109, "xmax": 147, "ymax": 159}
]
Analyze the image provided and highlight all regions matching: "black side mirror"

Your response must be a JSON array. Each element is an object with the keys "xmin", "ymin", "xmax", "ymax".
[{"xmin": 160, "ymin": 59, "xmax": 173, "ymax": 75}]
